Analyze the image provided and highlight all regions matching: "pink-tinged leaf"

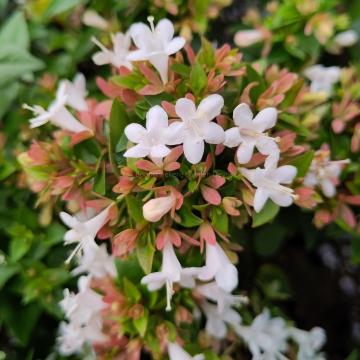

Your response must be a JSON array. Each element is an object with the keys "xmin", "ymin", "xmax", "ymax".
[
  {"xmin": 185, "ymin": 93, "xmax": 195, "ymax": 102},
  {"xmin": 314, "ymin": 209, "xmax": 333, "ymax": 229},
  {"xmin": 156, "ymin": 228, "xmax": 181, "ymax": 250},
  {"xmin": 165, "ymin": 145, "xmax": 183, "ymax": 163},
  {"xmin": 164, "ymin": 162, "xmax": 180, "ymax": 172},
  {"xmin": 206, "ymin": 175, "xmax": 225, "ymax": 189},
  {"xmin": 138, "ymin": 84, "xmax": 163, "ymax": 95},
  {"xmin": 240, "ymin": 82, "xmax": 258, "ymax": 104},
  {"xmin": 113, "ymin": 229, "xmax": 138, "ymax": 257},
  {"xmin": 184, "ymin": 44, "xmax": 195, "ymax": 64},
  {"xmin": 276, "ymin": 73, "xmax": 297, "ymax": 93},
  {"xmin": 112, "ymin": 176, "xmax": 134, "ymax": 194},
  {"xmin": 204, "ymin": 153, "xmax": 213, "ymax": 171},
  {"xmin": 28, "ymin": 142, "xmax": 49, "ymax": 165},
  {"xmin": 97, "ymin": 226, "xmax": 112, "ymax": 240},
  {"xmin": 201, "ymin": 185, "xmax": 221, "ymax": 205},
  {"xmin": 161, "ymin": 101, "xmax": 177, "ymax": 117},
  {"xmin": 135, "ymin": 159, "xmax": 158, "ymax": 172},
  {"xmin": 340, "ymin": 195, "xmax": 360, "ymax": 206},
  {"xmin": 286, "ymin": 145, "xmax": 306, "ymax": 157},
  {"xmin": 222, "ymin": 197, "xmax": 242, "ymax": 216},
  {"xmin": 294, "ymin": 187, "xmax": 318, "ymax": 209},
  {"xmin": 200, "ymin": 222, "xmax": 216, "ymax": 246},
  {"xmin": 52, "ymin": 176, "xmax": 74, "ymax": 189},
  {"xmin": 71, "ymin": 130, "xmax": 93, "ymax": 145},
  {"xmin": 227, "ymin": 162, "xmax": 237, "ymax": 175},
  {"xmin": 118, "ymin": 66, "xmax": 132, "ymax": 76},
  {"xmin": 278, "ymin": 131, "xmax": 296, "ymax": 152},
  {"xmin": 339, "ymin": 204, "xmax": 356, "ymax": 228},
  {"xmin": 178, "ymin": 231, "xmax": 200, "ymax": 246},
  {"xmin": 246, "ymin": 153, "xmax": 266, "ymax": 167},
  {"xmin": 95, "ymin": 100, "xmax": 112, "ymax": 119},
  {"xmin": 96, "ymin": 77, "xmax": 123, "ymax": 98},
  {"xmin": 215, "ymin": 144, "xmax": 225, "ymax": 155},
  {"xmin": 138, "ymin": 62, "xmax": 162, "ymax": 85},
  {"xmin": 331, "ymin": 119, "xmax": 345, "ymax": 134}
]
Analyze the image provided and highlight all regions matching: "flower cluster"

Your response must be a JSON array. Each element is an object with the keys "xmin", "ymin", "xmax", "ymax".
[{"xmin": 18, "ymin": 13, "xmax": 360, "ymax": 360}]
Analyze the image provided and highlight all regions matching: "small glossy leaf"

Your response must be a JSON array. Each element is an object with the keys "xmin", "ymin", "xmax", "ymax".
[{"xmin": 252, "ymin": 200, "xmax": 280, "ymax": 228}]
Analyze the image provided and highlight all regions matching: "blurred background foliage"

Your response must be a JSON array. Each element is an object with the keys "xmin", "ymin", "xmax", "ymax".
[{"xmin": 0, "ymin": 0, "xmax": 360, "ymax": 359}]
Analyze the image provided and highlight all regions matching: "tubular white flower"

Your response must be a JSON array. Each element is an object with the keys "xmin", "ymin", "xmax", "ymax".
[
  {"xmin": 82, "ymin": 9, "xmax": 109, "ymax": 30},
  {"xmin": 168, "ymin": 343, "xmax": 204, "ymax": 360},
  {"xmin": 141, "ymin": 241, "xmax": 200, "ymax": 311},
  {"xmin": 201, "ymin": 301, "xmax": 242, "ymax": 339},
  {"xmin": 234, "ymin": 309, "xmax": 289, "ymax": 360},
  {"xmin": 224, "ymin": 103, "xmax": 280, "ymax": 164},
  {"xmin": 124, "ymin": 105, "xmax": 174, "ymax": 162},
  {"xmin": 304, "ymin": 65, "xmax": 341, "ymax": 94},
  {"xmin": 288, "ymin": 327, "xmax": 326, "ymax": 360},
  {"xmin": 23, "ymin": 83, "xmax": 90, "ymax": 133},
  {"xmin": 72, "ymin": 244, "xmax": 116, "ymax": 278},
  {"xmin": 143, "ymin": 194, "xmax": 176, "ymax": 222},
  {"xmin": 334, "ymin": 30, "xmax": 358, "ymax": 47},
  {"xmin": 241, "ymin": 162, "xmax": 297, "ymax": 212},
  {"xmin": 92, "ymin": 31, "xmax": 132, "ymax": 69},
  {"xmin": 196, "ymin": 281, "xmax": 248, "ymax": 313},
  {"xmin": 304, "ymin": 152, "xmax": 349, "ymax": 198},
  {"xmin": 59, "ymin": 73, "xmax": 88, "ymax": 112},
  {"xmin": 58, "ymin": 276, "xmax": 107, "ymax": 355},
  {"xmin": 127, "ymin": 17, "xmax": 185, "ymax": 83},
  {"xmin": 59, "ymin": 206, "xmax": 111, "ymax": 263},
  {"xmin": 234, "ymin": 29, "xmax": 264, "ymax": 47},
  {"xmin": 198, "ymin": 242, "xmax": 238, "ymax": 293},
  {"xmin": 170, "ymin": 95, "xmax": 225, "ymax": 164}
]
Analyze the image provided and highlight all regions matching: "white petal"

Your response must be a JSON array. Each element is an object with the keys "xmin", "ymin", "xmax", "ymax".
[
  {"xmin": 206, "ymin": 317, "xmax": 227, "ymax": 339},
  {"xmin": 150, "ymin": 144, "xmax": 170, "ymax": 159},
  {"xmin": 155, "ymin": 19, "xmax": 174, "ymax": 43},
  {"xmin": 92, "ymin": 51, "xmax": 112, "ymax": 66},
  {"xmin": 253, "ymin": 188, "xmax": 270, "ymax": 212},
  {"xmin": 146, "ymin": 105, "xmax": 168, "ymax": 130},
  {"xmin": 165, "ymin": 122, "xmax": 185, "ymax": 145},
  {"xmin": 168, "ymin": 343, "xmax": 193, "ymax": 360},
  {"xmin": 60, "ymin": 212, "xmax": 79, "ymax": 228},
  {"xmin": 215, "ymin": 263, "xmax": 238, "ymax": 292},
  {"xmin": 256, "ymin": 137, "xmax": 279, "ymax": 156},
  {"xmin": 175, "ymin": 98, "xmax": 197, "ymax": 120},
  {"xmin": 64, "ymin": 229, "xmax": 79, "ymax": 242},
  {"xmin": 252, "ymin": 107, "xmax": 278, "ymax": 132},
  {"xmin": 141, "ymin": 272, "xmax": 166, "ymax": 290},
  {"xmin": 224, "ymin": 127, "xmax": 242, "ymax": 148},
  {"xmin": 126, "ymin": 49, "xmax": 149, "ymax": 61},
  {"xmin": 124, "ymin": 123, "xmax": 147, "ymax": 143},
  {"xmin": 197, "ymin": 94, "xmax": 224, "ymax": 121},
  {"xmin": 149, "ymin": 53, "xmax": 169, "ymax": 84},
  {"xmin": 233, "ymin": 103, "xmax": 253, "ymax": 127},
  {"xmin": 124, "ymin": 144, "xmax": 149, "ymax": 158},
  {"xmin": 183, "ymin": 137, "xmax": 204, "ymax": 164},
  {"xmin": 166, "ymin": 37, "xmax": 186, "ymax": 55},
  {"xmin": 203, "ymin": 122, "xmax": 225, "ymax": 144},
  {"xmin": 129, "ymin": 23, "xmax": 152, "ymax": 50},
  {"xmin": 270, "ymin": 192, "xmax": 293, "ymax": 207},
  {"xmin": 273, "ymin": 165, "xmax": 297, "ymax": 184},
  {"xmin": 321, "ymin": 179, "xmax": 336, "ymax": 198},
  {"xmin": 236, "ymin": 142, "xmax": 255, "ymax": 164}
]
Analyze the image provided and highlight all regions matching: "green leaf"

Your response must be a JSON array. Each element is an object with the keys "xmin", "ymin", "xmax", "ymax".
[
  {"xmin": 197, "ymin": 37, "xmax": 215, "ymax": 68},
  {"xmin": 290, "ymin": 150, "xmax": 315, "ymax": 178},
  {"xmin": 109, "ymin": 99, "xmax": 129, "ymax": 176},
  {"xmin": 94, "ymin": 163, "xmax": 106, "ymax": 195},
  {"xmin": 0, "ymin": 11, "xmax": 29, "ymax": 49},
  {"xmin": 133, "ymin": 308, "xmax": 148, "ymax": 337},
  {"xmin": 126, "ymin": 194, "xmax": 145, "ymax": 224},
  {"xmin": 0, "ymin": 82, "xmax": 20, "ymax": 118},
  {"xmin": 44, "ymin": 0, "xmax": 84, "ymax": 19},
  {"xmin": 210, "ymin": 207, "xmax": 228, "ymax": 234},
  {"xmin": 0, "ymin": 264, "xmax": 19, "ymax": 290},
  {"xmin": 177, "ymin": 205, "xmax": 203, "ymax": 228},
  {"xmin": 254, "ymin": 223, "xmax": 287, "ymax": 256},
  {"xmin": 252, "ymin": 200, "xmax": 280, "ymax": 228},
  {"xmin": 189, "ymin": 62, "xmax": 207, "ymax": 96},
  {"xmin": 123, "ymin": 278, "xmax": 142, "ymax": 303},
  {"xmin": 0, "ymin": 45, "xmax": 44, "ymax": 86},
  {"xmin": 136, "ymin": 232, "xmax": 155, "ymax": 274}
]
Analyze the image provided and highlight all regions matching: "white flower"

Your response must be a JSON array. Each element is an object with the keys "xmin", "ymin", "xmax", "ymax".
[
  {"xmin": 304, "ymin": 151, "xmax": 349, "ymax": 198},
  {"xmin": 58, "ymin": 276, "xmax": 107, "ymax": 355},
  {"xmin": 59, "ymin": 73, "xmax": 88, "ymax": 112},
  {"xmin": 201, "ymin": 301, "xmax": 242, "ymax": 339},
  {"xmin": 92, "ymin": 32, "xmax": 132, "ymax": 69},
  {"xmin": 23, "ymin": 83, "xmax": 90, "ymax": 133},
  {"xmin": 234, "ymin": 29, "xmax": 264, "ymax": 47},
  {"xmin": 235, "ymin": 309, "xmax": 289, "ymax": 360},
  {"xmin": 141, "ymin": 241, "xmax": 200, "ymax": 311},
  {"xmin": 82, "ymin": 10, "xmax": 109, "ymax": 30},
  {"xmin": 168, "ymin": 343, "xmax": 204, "ymax": 360},
  {"xmin": 289, "ymin": 327, "xmax": 326, "ymax": 360},
  {"xmin": 59, "ymin": 205, "xmax": 111, "ymax": 263},
  {"xmin": 334, "ymin": 30, "xmax": 358, "ymax": 47},
  {"xmin": 127, "ymin": 16, "xmax": 185, "ymax": 83},
  {"xmin": 143, "ymin": 194, "xmax": 176, "ymax": 222},
  {"xmin": 304, "ymin": 65, "xmax": 341, "ymax": 94},
  {"xmin": 198, "ymin": 242, "xmax": 238, "ymax": 293},
  {"xmin": 170, "ymin": 95, "xmax": 225, "ymax": 164},
  {"xmin": 195, "ymin": 281, "xmax": 248, "ymax": 313},
  {"xmin": 224, "ymin": 103, "xmax": 279, "ymax": 164},
  {"xmin": 124, "ymin": 105, "xmax": 175, "ymax": 162},
  {"xmin": 72, "ymin": 244, "xmax": 116, "ymax": 278},
  {"xmin": 241, "ymin": 162, "xmax": 297, "ymax": 212}
]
